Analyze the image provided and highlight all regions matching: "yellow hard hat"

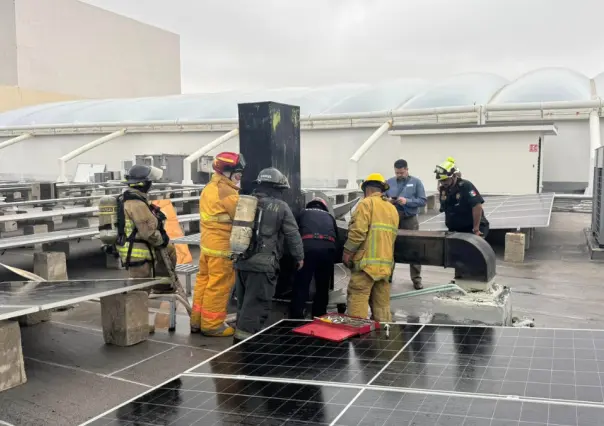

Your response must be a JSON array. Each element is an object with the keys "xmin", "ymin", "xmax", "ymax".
[
  {"xmin": 434, "ymin": 156, "xmax": 457, "ymax": 180},
  {"xmin": 361, "ymin": 173, "xmax": 389, "ymax": 191}
]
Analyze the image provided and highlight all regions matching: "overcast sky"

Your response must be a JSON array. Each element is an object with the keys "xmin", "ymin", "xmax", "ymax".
[{"xmin": 83, "ymin": 0, "xmax": 604, "ymax": 94}]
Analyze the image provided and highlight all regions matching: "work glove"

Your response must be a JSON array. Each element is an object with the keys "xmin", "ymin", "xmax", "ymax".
[{"xmin": 342, "ymin": 250, "xmax": 353, "ymax": 269}]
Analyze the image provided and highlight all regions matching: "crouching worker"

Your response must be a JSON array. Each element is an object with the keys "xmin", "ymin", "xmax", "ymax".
[
  {"xmin": 116, "ymin": 164, "xmax": 176, "ymax": 292},
  {"xmin": 342, "ymin": 173, "xmax": 399, "ymax": 322},
  {"xmin": 290, "ymin": 197, "xmax": 338, "ymax": 319},
  {"xmin": 233, "ymin": 168, "xmax": 304, "ymax": 344}
]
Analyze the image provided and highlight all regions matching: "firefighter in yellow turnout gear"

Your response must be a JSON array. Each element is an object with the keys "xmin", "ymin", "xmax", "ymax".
[
  {"xmin": 342, "ymin": 173, "xmax": 399, "ymax": 322},
  {"xmin": 117, "ymin": 165, "xmax": 176, "ymax": 288},
  {"xmin": 190, "ymin": 152, "xmax": 246, "ymax": 337}
]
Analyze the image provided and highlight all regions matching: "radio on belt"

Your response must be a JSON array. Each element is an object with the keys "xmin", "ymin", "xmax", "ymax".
[{"xmin": 292, "ymin": 313, "xmax": 380, "ymax": 342}]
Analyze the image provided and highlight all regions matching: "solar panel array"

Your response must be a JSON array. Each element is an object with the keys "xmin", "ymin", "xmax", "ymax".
[
  {"xmin": 0, "ymin": 279, "xmax": 164, "ymax": 321},
  {"xmin": 84, "ymin": 320, "xmax": 604, "ymax": 426},
  {"xmin": 420, "ymin": 193, "xmax": 555, "ymax": 232}
]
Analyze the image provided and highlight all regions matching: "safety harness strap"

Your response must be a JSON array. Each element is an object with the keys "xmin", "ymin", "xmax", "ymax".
[{"xmin": 301, "ymin": 234, "xmax": 336, "ymax": 242}]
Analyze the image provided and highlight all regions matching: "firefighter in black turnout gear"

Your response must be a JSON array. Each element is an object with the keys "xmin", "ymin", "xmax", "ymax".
[
  {"xmin": 233, "ymin": 167, "xmax": 304, "ymax": 344},
  {"xmin": 117, "ymin": 164, "xmax": 176, "ymax": 291},
  {"xmin": 290, "ymin": 197, "xmax": 338, "ymax": 319}
]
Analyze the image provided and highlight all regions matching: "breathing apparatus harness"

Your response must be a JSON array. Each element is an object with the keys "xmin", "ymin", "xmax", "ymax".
[{"xmin": 115, "ymin": 190, "xmax": 169, "ymax": 276}]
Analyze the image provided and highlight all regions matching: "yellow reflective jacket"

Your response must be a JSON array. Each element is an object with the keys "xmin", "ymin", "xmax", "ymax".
[
  {"xmin": 343, "ymin": 192, "xmax": 399, "ymax": 281},
  {"xmin": 117, "ymin": 189, "xmax": 165, "ymax": 265},
  {"xmin": 199, "ymin": 173, "xmax": 240, "ymax": 258}
]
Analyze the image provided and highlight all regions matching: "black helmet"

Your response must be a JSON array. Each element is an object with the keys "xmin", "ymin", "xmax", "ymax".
[
  {"xmin": 124, "ymin": 165, "xmax": 163, "ymax": 185},
  {"xmin": 255, "ymin": 167, "xmax": 290, "ymax": 189}
]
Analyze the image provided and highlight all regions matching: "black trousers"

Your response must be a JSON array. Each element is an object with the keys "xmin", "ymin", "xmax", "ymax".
[
  {"xmin": 290, "ymin": 248, "xmax": 335, "ymax": 319},
  {"xmin": 234, "ymin": 269, "xmax": 278, "ymax": 340}
]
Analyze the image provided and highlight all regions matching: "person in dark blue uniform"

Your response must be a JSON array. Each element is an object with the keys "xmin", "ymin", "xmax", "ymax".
[
  {"xmin": 435, "ymin": 157, "xmax": 489, "ymax": 237},
  {"xmin": 290, "ymin": 197, "xmax": 338, "ymax": 319}
]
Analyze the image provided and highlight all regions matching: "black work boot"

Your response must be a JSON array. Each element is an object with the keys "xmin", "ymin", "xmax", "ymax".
[{"xmin": 413, "ymin": 281, "xmax": 424, "ymax": 290}]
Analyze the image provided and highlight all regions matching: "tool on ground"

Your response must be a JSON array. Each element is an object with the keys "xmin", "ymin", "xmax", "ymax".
[
  {"xmin": 156, "ymin": 247, "xmax": 192, "ymax": 315},
  {"xmin": 292, "ymin": 313, "xmax": 380, "ymax": 342}
]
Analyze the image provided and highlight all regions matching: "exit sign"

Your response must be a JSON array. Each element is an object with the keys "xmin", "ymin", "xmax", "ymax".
[{"xmin": 529, "ymin": 144, "xmax": 539, "ymax": 152}]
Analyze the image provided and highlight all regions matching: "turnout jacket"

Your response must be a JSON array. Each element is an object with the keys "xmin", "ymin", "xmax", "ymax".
[
  {"xmin": 199, "ymin": 173, "xmax": 240, "ymax": 258},
  {"xmin": 343, "ymin": 192, "xmax": 399, "ymax": 281}
]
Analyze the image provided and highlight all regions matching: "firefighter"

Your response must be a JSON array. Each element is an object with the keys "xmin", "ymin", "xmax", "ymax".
[
  {"xmin": 342, "ymin": 173, "xmax": 399, "ymax": 322},
  {"xmin": 290, "ymin": 197, "xmax": 338, "ymax": 319},
  {"xmin": 233, "ymin": 167, "xmax": 304, "ymax": 344},
  {"xmin": 117, "ymin": 164, "xmax": 176, "ymax": 291},
  {"xmin": 435, "ymin": 157, "xmax": 489, "ymax": 237},
  {"xmin": 190, "ymin": 152, "xmax": 245, "ymax": 337}
]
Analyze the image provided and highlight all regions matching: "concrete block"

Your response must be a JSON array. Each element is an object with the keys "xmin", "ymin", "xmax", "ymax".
[
  {"xmin": 0, "ymin": 321, "xmax": 26, "ymax": 391},
  {"xmin": 106, "ymin": 253, "xmax": 124, "ymax": 270},
  {"xmin": 34, "ymin": 251, "xmax": 68, "ymax": 280},
  {"xmin": 77, "ymin": 217, "xmax": 99, "ymax": 228},
  {"xmin": 42, "ymin": 220, "xmax": 55, "ymax": 232},
  {"xmin": 18, "ymin": 311, "xmax": 51, "ymax": 326},
  {"xmin": 0, "ymin": 221, "xmax": 17, "ymax": 232},
  {"xmin": 24, "ymin": 224, "xmax": 49, "ymax": 235},
  {"xmin": 101, "ymin": 291, "xmax": 149, "ymax": 346},
  {"xmin": 433, "ymin": 283, "xmax": 513, "ymax": 326},
  {"xmin": 42, "ymin": 241, "xmax": 70, "ymax": 257},
  {"xmin": 504, "ymin": 232, "xmax": 526, "ymax": 263}
]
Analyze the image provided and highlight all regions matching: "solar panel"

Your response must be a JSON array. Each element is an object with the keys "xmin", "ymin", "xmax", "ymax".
[
  {"xmin": 0, "ymin": 278, "xmax": 164, "ymax": 319},
  {"xmin": 83, "ymin": 320, "xmax": 604, "ymax": 426},
  {"xmin": 420, "ymin": 193, "xmax": 555, "ymax": 231},
  {"xmin": 0, "ymin": 304, "xmax": 38, "ymax": 321}
]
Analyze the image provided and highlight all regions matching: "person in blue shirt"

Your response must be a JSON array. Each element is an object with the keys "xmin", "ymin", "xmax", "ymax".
[{"xmin": 385, "ymin": 159, "xmax": 427, "ymax": 290}]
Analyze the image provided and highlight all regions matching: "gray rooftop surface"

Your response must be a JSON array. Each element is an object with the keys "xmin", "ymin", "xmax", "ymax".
[{"xmin": 0, "ymin": 211, "xmax": 601, "ymax": 425}]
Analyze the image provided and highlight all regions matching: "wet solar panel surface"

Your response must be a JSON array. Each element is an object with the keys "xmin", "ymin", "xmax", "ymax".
[{"xmin": 83, "ymin": 321, "xmax": 604, "ymax": 426}]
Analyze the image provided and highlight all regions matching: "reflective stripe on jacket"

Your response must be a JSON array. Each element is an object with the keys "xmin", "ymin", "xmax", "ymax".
[
  {"xmin": 344, "ymin": 192, "xmax": 399, "ymax": 281},
  {"xmin": 199, "ymin": 173, "xmax": 239, "ymax": 258},
  {"xmin": 117, "ymin": 189, "xmax": 164, "ymax": 265}
]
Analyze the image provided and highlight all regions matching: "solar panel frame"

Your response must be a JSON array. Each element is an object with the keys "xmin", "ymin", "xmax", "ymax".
[
  {"xmin": 420, "ymin": 193, "xmax": 555, "ymax": 231},
  {"xmin": 0, "ymin": 278, "xmax": 166, "ymax": 319},
  {"xmin": 82, "ymin": 320, "xmax": 604, "ymax": 426}
]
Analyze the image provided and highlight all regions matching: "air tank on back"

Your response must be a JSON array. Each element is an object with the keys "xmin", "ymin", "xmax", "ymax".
[
  {"xmin": 229, "ymin": 195, "xmax": 259, "ymax": 256},
  {"xmin": 98, "ymin": 195, "xmax": 119, "ymax": 245}
]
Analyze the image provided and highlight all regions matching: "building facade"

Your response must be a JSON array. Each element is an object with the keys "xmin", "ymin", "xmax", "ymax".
[{"xmin": 0, "ymin": 0, "xmax": 181, "ymax": 112}]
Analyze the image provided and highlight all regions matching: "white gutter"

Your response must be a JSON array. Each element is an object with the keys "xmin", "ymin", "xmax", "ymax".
[
  {"xmin": 485, "ymin": 99, "xmax": 602, "ymax": 112},
  {"xmin": 181, "ymin": 128, "xmax": 240, "ymax": 184},
  {"xmin": 57, "ymin": 129, "xmax": 126, "ymax": 182},
  {"xmin": 346, "ymin": 120, "xmax": 392, "ymax": 189}
]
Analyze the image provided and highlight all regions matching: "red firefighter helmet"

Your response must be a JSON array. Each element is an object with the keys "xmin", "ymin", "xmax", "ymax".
[
  {"xmin": 213, "ymin": 152, "xmax": 246, "ymax": 175},
  {"xmin": 306, "ymin": 197, "xmax": 328, "ymax": 211}
]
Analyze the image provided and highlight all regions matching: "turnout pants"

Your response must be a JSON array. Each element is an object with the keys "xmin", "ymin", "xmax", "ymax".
[
  {"xmin": 398, "ymin": 215, "xmax": 421, "ymax": 285},
  {"xmin": 347, "ymin": 270, "xmax": 392, "ymax": 322},
  {"xmin": 234, "ymin": 270, "xmax": 278, "ymax": 341},
  {"xmin": 290, "ymin": 248, "xmax": 334, "ymax": 319},
  {"xmin": 190, "ymin": 254, "xmax": 235, "ymax": 333}
]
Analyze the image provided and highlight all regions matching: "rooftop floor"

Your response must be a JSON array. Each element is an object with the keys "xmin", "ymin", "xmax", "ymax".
[{"xmin": 0, "ymin": 211, "xmax": 601, "ymax": 425}]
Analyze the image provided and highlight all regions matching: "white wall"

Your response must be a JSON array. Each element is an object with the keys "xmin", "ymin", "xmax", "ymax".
[
  {"xmin": 370, "ymin": 132, "xmax": 542, "ymax": 195},
  {"xmin": 0, "ymin": 125, "xmax": 586, "ymax": 193},
  {"xmin": 13, "ymin": 0, "xmax": 181, "ymax": 98},
  {"xmin": 542, "ymin": 121, "xmax": 590, "ymax": 191}
]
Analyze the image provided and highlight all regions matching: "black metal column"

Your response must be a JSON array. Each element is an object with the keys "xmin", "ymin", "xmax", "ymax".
[{"xmin": 238, "ymin": 101, "xmax": 303, "ymax": 298}]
